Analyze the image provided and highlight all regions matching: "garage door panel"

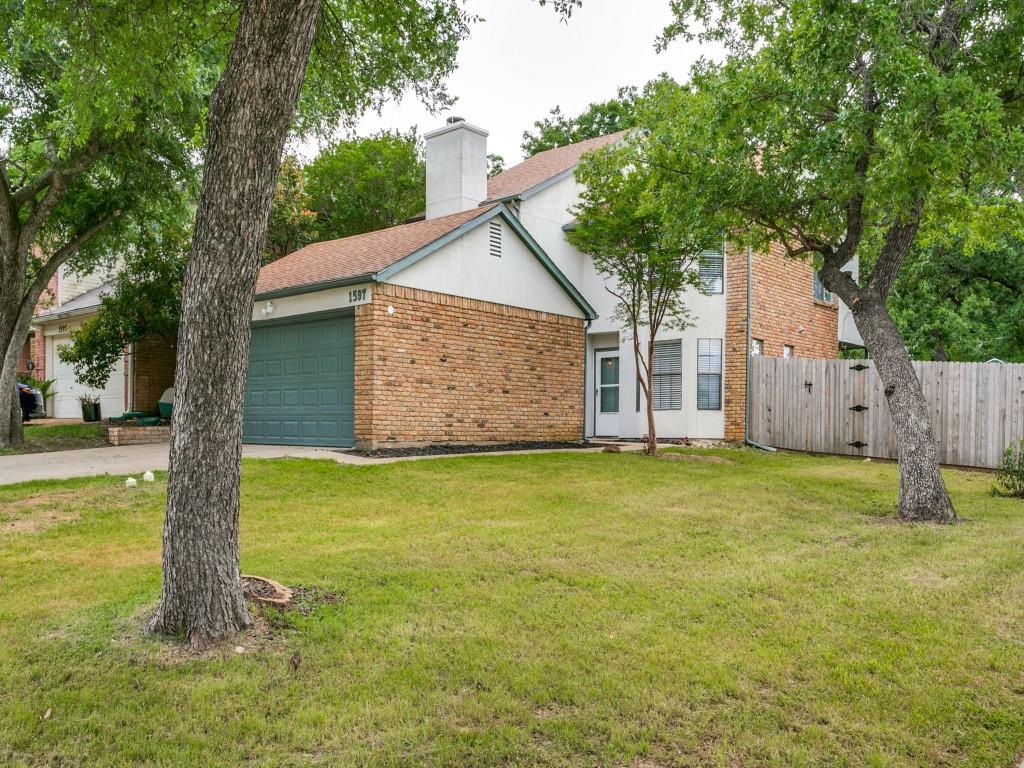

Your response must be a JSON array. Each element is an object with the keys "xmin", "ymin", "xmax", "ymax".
[
  {"xmin": 320, "ymin": 355, "xmax": 339, "ymax": 374},
  {"xmin": 50, "ymin": 335, "xmax": 125, "ymax": 419},
  {"xmin": 243, "ymin": 314, "xmax": 354, "ymax": 447}
]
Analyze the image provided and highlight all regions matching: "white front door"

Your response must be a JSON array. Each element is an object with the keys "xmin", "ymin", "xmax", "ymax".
[{"xmin": 594, "ymin": 350, "xmax": 620, "ymax": 436}]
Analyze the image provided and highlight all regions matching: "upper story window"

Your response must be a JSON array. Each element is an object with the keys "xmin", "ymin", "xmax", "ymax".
[
  {"xmin": 813, "ymin": 271, "xmax": 834, "ymax": 303},
  {"xmin": 697, "ymin": 338, "xmax": 723, "ymax": 411},
  {"xmin": 783, "ymin": 345, "xmax": 794, "ymax": 358},
  {"xmin": 699, "ymin": 248, "xmax": 724, "ymax": 294},
  {"xmin": 751, "ymin": 338, "xmax": 764, "ymax": 356},
  {"xmin": 652, "ymin": 339, "xmax": 683, "ymax": 411}
]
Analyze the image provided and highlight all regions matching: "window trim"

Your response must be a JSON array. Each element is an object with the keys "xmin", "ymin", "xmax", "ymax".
[
  {"xmin": 697, "ymin": 338, "xmax": 723, "ymax": 411},
  {"xmin": 651, "ymin": 338, "xmax": 683, "ymax": 411},
  {"xmin": 813, "ymin": 270, "xmax": 834, "ymax": 303},
  {"xmin": 699, "ymin": 245, "xmax": 725, "ymax": 295}
]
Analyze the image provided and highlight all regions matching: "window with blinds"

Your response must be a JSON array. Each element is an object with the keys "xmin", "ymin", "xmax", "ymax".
[
  {"xmin": 652, "ymin": 339, "xmax": 683, "ymax": 410},
  {"xmin": 699, "ymin": 248, "xmax": 724, "ymax": 294},
  {"xmin": 697, "ymin": 338, "xmax": 723, "ymax": 410}
]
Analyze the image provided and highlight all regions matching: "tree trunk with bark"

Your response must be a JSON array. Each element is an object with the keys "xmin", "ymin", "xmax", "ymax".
[
  {"xmin": 849, "ymin": 294, "xmax": 958, "ymax": 523},
  {"xmin": 148, "ymin": 0, "xmax": 321, "ymax": 647},
  {"xmin": 631, "ymin": 330, "xmax": 658, "ymax": 455},
  {"xmin": 643, "ymin": 336, "xmax": 657, "ymax": 455}
]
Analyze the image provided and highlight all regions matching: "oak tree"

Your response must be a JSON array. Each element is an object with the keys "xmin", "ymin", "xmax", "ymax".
[
  {"xmin": 0, "ymin": 1, "xmax": 209, "ymax": 448},
  {"xmin": 652, "ymin": 0, "xmax": 1024, "ymax": 522}
]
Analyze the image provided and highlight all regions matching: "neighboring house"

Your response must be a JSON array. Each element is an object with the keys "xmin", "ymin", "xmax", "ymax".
[
  {"xmin": 24, "ymin": 268, "xmax": 176, "ymax": 418},
  {"xmin": 247, "ymin": 118, "xmax": 862, "ymax": 449}
]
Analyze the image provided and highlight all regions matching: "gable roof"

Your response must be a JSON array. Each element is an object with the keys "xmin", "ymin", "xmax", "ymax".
[
  {"xmin": 256, "ymin": 206, "xmax": 496, "ymax": 297},
  {"xmin": 485, "ymin": 130, "xmax": 627, "ymax": 202},
  {"xmin": 255, "ymin": 203, "xmax": 596, "ymax": 319},
  {"xmin": 33, "ymin": 283, "xmax": 112, "ymax": 323}
]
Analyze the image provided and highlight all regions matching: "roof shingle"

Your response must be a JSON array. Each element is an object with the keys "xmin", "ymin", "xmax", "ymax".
[
  {"xmin": 256, "ymin": 205, "xmax": 495, "ymax": 296},
  {"xmin": 255, "ymin": 132, "xmax": 627, "ymax": 297},
  {"xmin": 485, "ymin": 131, "xmax": 627, "ymax": 201}
]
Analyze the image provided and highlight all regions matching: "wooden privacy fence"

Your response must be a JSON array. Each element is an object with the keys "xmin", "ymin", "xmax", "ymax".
[{"xmin": 748, "ymin": 357, "xmax": 1024, "ymax": 469}]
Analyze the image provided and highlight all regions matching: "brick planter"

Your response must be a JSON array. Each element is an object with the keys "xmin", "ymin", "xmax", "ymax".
[{"xmin": 106, "ymin": 424, "xmax": 171, "ymax": 446}]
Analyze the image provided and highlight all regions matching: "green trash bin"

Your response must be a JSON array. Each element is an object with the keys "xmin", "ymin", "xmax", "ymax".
[{"xmin": 157, "ymin": 387, "xmax": 175, "ymax": 420}]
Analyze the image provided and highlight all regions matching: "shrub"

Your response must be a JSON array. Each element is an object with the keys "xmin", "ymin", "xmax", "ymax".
[{"xmin": 994, "ymin": 439, "xmax": 1024, "ymax": 498}]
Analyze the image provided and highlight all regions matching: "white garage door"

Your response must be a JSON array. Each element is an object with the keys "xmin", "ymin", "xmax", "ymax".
[{"xmin": 49, "ymin": 335, "xmax": 125, "ymax": 419}]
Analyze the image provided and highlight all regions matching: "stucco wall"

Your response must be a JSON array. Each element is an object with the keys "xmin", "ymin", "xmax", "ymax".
[
  {"xmin": 353, "ymin": 283, "xmax": 585, "ymax": 448},
  {"xmin": 385, "ymin": 216, "xmax": 583, "ymax": 318},
  {"xmin": 524, "ymin": 175, "xmax": 729, "ymax": 440}
]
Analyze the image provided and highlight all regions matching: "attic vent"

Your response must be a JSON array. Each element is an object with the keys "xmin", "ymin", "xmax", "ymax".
[{"xmin": 489, "ymin": 220, "xmax": 502, "ymax": 258}]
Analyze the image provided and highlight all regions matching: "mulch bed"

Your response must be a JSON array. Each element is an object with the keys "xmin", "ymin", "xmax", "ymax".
[{"xmin": 345, "ymin": 440, "xmax": 607, "ymax": 459}]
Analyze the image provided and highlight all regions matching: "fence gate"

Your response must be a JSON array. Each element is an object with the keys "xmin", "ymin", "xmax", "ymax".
[{"xmin": 747, "ymin": 357, "xmax": 1024, "ymax": 469}]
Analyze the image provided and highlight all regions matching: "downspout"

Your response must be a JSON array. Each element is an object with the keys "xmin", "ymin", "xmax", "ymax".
[
  {"xmin": 744, "ymin": 243, "xmax": 776, "ymax": 452},
  {"xmin": 582, "ymin": 318, "xmax": 591, "ymax": 444}
]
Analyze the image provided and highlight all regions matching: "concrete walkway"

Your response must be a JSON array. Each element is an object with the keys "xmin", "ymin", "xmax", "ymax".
[{"xmin": 0, "ymin": 441, "xmax": 638, "ymax": 485}]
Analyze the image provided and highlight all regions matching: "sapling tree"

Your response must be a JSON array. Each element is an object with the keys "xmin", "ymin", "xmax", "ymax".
[
  {"xmin": 568, "ymin": 139, "xmax": 715, "ymax": 455},
  {"xmin": 651, "ymin": 0, "xmax": 1024, "ymax": 522}
]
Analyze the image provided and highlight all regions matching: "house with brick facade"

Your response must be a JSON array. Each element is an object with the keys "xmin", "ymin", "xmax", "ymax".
[
  {"xmin": 245, "ymin": 117, "xmax": 862, "ymax": 450},
  {"xmin": 22, "ymin": 269, "xmax": 176, "ymax": 419}
]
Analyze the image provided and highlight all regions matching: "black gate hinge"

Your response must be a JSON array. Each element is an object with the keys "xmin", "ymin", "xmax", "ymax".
[
  {"xmin": 848, "ymin": 440, "xmax": 868, "ymax": 448},
  {"xmin": 849, "ymin": 404, "xmax": 868, "ymax": 412}
]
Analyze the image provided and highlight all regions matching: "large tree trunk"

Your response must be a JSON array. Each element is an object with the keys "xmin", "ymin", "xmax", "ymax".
[
  {"xmin": 0, "ymin": 265, "xmax": 28, "ymax": 450},
  {"xmin": 148, "ymin": 0, "xmax": 321, "ymax": 647},
  {"xmin": 851, "ymin": 294, "xmax": 958, "ymax": 523}
]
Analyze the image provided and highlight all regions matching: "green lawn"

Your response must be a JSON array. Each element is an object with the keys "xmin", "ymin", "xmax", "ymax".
[
  {"xmin": 0, "ymin": 422, "xmax": 107, "ymax": 455},
  {"xmin": 1, "ymin": 449, "xmax": 1022, "ymax": 767}
]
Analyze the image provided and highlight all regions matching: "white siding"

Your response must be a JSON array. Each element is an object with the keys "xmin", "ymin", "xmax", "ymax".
[
  {"xmin": 522, "ymin": 175, "xmax": 728, "ymax": 439},
  {"xmin": 385, "ymin": 217, "xmax": 584, "ymax": 318}
]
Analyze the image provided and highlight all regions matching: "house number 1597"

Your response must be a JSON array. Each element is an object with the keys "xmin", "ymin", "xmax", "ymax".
[{"xmin": 348, "ymin": 288, "xmax": 367, "ymax": 303}]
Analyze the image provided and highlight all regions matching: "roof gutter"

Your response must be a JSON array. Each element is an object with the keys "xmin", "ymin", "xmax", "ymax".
[
  {"xmin": 254, "ymin": 273, "xmax": 375, "ymax": 301},
  {"xmin": 32, "ymin": 304, "xmax": 102, "ymax": 325}
]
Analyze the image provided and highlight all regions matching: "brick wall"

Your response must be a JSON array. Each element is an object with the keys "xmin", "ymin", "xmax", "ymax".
[
  {"xmin": 354, "ymin": 283, "xmax": 585, "ymax": 448},
  {"xmin": 106, "ymin": 424, "xmax": 171, "ymax": 446},
  {"xmin": 15, "ymin": 329, "xmax": 46, "ymax": 380},
  {"xmin": 131, "ymin": 335, "xmax": 176, "ymax": 413},
  {"xmin": 724, "ymin": 242, "xmax": 839, "ymax": 441}
]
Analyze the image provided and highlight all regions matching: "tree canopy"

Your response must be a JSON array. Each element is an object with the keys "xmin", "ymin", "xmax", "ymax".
[
  {"xmin": 890, "ymin": 238, "xmax": 1024, "ymax": 362},
  {"xmin": 59, "ymin": 228, "xmax": 188, "ymax": 391},
  {"xmin": 265, "ymin": 155, "xmax": 318, "ymax": 264},
  {"xmin": 521, "ymin": 86, "xmax": 640, "ymax": 157},
  {"xmin": 304, "ymin": 130, "xmax": 425, "ymax": 242},
  {"xmin": 646, "ymin": 0, "xmax": 1024, "ymax": 522}
]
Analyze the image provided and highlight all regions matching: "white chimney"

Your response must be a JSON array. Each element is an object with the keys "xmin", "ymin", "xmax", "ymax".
[{"xmin": 424, "ymin": 117, "xmax": 488, "ymax": 219}]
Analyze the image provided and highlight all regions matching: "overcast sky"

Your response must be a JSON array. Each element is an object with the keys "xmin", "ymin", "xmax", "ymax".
[{"xmin": 300, "ymin": 1, "xmax": 712, "ymax": 165}]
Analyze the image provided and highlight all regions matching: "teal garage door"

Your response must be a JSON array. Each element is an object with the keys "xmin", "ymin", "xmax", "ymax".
[{"xmin": 244, "ymin": 313, "xmax": 354, "ymax": 447}]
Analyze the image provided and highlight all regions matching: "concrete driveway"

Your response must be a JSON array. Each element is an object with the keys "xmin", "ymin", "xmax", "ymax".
[
  {"xmin": 0, "ymin": 442, "xmax": 378, "ymax": 485},
  {"xmin": 0, "ymin": 441, "xmax": 633, "ymax": 485}
]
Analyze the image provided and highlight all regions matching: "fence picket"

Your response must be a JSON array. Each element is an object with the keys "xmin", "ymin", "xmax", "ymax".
[{"xmin": 748, "ymin": 357, "xmax": 1024, "ymax": 469}]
